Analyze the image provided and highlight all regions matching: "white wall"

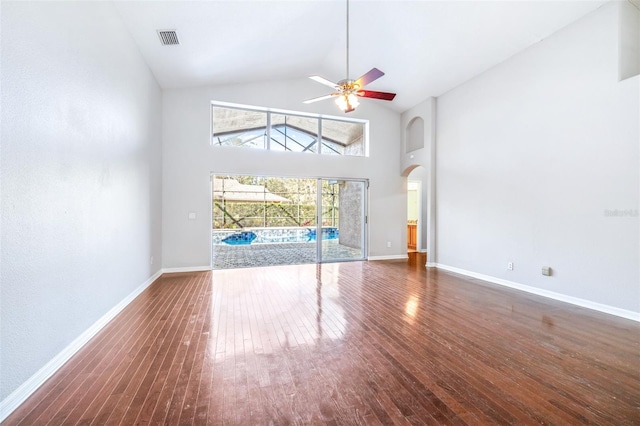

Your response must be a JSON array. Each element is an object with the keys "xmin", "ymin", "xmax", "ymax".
[
  {"xmin": 1, "ymin": 1, "xmax": 163, "ymax": 402},
  {"xmin": 436, "ymin": 2, "xmax": 639, "ymax": 313},
  {"xmin": 162, "ymin": 79, "xmax": 403, "ymax": 268},
  {"xmin": 407, "ymin": 189, "xmax": 418, "ymax": 221}
]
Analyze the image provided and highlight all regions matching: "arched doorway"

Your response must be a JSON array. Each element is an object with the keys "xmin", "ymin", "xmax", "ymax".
[
  {"xmin": 407, "ymin": 166, "xmax": 427, "ymax": 253},
  {"xmin": 402, "ymin": 164, "xmax": 434, "ymax": 267}
]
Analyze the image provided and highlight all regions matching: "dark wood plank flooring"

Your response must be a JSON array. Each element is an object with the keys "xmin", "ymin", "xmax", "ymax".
[{"xmin": 3, "ymin": 255, "xmax": 640, "ymax": 425}]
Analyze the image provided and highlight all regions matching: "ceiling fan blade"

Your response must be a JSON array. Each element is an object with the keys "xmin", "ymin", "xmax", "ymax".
[
  {"xmin": 309, "ymin": 75, "xmax": 338, "ymax": 89},
  {"xmin": 355, "ymin": 68, "xmax": 385, "ymax": 88},
  {"xmin": 358, "ymin": 90, "xmax": 397, "ymax": 101},
  {"xmin": 303, "ymin": 94, "xmax": 336, "ymax": 104}
]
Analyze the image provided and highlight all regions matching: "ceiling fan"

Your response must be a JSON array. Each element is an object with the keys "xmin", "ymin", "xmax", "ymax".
[{"xmin": 303, "ymin": 0, "xmax": 396, "ymax": 113}]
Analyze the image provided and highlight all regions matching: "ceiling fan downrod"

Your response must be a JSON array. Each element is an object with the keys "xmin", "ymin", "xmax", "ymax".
[{"xmin": 346, "ymin": 0, "xmax": 350, "ymax": 79}]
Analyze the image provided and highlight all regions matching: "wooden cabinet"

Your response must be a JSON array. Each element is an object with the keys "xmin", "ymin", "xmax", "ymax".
[{"xmin": 407, "ymin": 224, "xmax": 417, "ymax": 250}]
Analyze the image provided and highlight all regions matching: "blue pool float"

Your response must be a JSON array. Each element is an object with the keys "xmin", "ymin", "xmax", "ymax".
[{"xmin": 222, "ymin": 231, "xmax": 257, "ymax": 245}]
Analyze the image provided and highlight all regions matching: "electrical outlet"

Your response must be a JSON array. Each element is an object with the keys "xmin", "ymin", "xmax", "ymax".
[
  {"xmin": 542, "ymin": 266, "xmax": 551, "ymax": 276},
  {"xmin": 387, "ymin": 241, "xmax": 391, "ymax": 248},
  {"xmin": 150, "ymin": 256, "xmax": 154, "ymax": 265},
  {"xmin": 507, "ymin": 262, "xmax": 514, "ymax": 271}
]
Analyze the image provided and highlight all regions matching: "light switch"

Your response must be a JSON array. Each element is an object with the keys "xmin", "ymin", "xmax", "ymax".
[{"xmin": 188, "ymin": 212, "xmax": 197, "ymax": 220}]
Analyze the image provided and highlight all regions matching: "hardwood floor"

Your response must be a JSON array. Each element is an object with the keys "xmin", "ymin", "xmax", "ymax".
[{"xmin": 4, "ymin": 256, "xmax": 639, "ymax": 425}]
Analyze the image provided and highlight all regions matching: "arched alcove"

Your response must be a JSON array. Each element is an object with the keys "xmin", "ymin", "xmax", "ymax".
[{"xmin": 405, "ymin": 116, "xmax": 425, "ymax": 153}]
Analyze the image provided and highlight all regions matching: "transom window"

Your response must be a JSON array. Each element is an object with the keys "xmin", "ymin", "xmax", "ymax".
[{"xmin": 211, "ymin": 102, "xmax": 368, "ymax": 157}]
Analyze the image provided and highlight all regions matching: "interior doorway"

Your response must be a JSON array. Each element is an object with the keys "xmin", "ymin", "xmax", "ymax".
[
  {"xmin": 407, "ymin": 180, "xmax": 420, "ymax": 252},
  {"xmin": 406, "ymin": 166, "xmax": 428, "ymax": 255},
  {"xmin": 211, "ymin": 174, "xmax": 367, "ymax": 269}
]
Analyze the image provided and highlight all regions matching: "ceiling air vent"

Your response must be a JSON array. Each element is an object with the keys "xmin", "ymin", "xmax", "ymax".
[{"xmin": 157, "ymin": 30, "xmax": 180, "ymax": 46}]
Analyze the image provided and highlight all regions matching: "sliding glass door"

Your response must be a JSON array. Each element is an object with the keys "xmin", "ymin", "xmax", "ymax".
[{"xmin": 211, "ymin": 174, "xmax": 366, "ymax": 269}]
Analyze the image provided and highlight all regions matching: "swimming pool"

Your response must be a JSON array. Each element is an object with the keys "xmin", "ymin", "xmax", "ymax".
[{"xmin": 212, "ymin": 227, "xmax": 339, "ymax": 245}]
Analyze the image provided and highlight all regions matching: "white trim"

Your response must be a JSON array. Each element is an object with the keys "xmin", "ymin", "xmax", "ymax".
[
  {"xmin": 0, "ymin": 269, "xmax": 163, "ymax": 423},
  {"xmin": 426, "ymin": 262, "xmax": 437, "ymax": 268},
  {"xmin": 368, "ymin": 255, "xmax": 409, "ymax": 261},
  {"xmin": 434, "ymin": 264, "xmax": 640, "ymax": 322},
  {"xmin": 162, "ymin": 266, "xmax": 211, "ymax": 274}
]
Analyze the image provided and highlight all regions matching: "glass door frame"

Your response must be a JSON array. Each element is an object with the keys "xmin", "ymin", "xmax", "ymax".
[{"xmin": 210, "ymin": 173, "xmax": 368, "ymax": 269}]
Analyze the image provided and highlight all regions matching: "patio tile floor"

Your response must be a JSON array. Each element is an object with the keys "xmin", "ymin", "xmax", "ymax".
[{"xmin": 212, "ymin": 240, "xmax": 362, "ymax": 269}]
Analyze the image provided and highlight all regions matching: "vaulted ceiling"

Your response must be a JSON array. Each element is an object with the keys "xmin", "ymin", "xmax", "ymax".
[{"xmin": 114, "ymin": 0, "xmax": 608, "ymax": 112}]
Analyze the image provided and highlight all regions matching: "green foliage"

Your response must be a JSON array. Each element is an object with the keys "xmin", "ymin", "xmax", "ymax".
[
  {"xmin": 213, "ymin": 175, "xmax": 340, "ymax": 229},
  {"xmin": 213, "ymin": 202, "xmax": 321, "ymax": 229}
]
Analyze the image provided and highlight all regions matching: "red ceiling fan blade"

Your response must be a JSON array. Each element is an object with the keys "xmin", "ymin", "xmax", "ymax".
[
  {"xmin": 303, "ymin": 94, "xmax": 336, "ymax": 104},
  {"xmin": 355, "ymin": 68, "xmax": 384, "ymax": 88},
  {"xmin": 358, "ymin": 90, "xmax": 396, "ymax": 101},
  {"xmin": 309, "ymin": 75, "xmax": 338, "ymax": 89}
]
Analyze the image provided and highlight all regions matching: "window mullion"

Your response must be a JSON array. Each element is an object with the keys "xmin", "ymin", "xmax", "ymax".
[
  {"xmin": 317, "ymin": 118, "xmax": 322, "ymax": 155},
  {"xmin": 266, "ymin": 112, "xmax": 271, "ymax": 150}
]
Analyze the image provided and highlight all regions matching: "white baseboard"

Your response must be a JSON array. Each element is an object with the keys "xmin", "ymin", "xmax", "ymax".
[
  {"xmin": 434, "ymin": 264, "xmax": 640, "ymax": 323},
  {"xmin": 426, "ymin": 262, "xmax": 437, "ymax": 268},
  {"xmin": 0, "ymin": 269, "xmax": 163, "ymax": 423},
  {"xmin": 368, "ymin": 255, "xmax": 409, "ymax": 261},
  {"xmin": 162, "ymin": 266, "xmax": 211, "ymax": 274}
]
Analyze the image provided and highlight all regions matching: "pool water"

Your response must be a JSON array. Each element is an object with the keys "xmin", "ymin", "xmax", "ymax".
[{"xmin": 213, "ymin": 227, "xmax": 339, "ymax": 245}]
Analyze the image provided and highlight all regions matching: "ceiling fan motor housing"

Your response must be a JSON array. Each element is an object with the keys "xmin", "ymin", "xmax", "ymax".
[{"xmin": 337, "ymin": 79, "xmax": 360, "ymax": 94}]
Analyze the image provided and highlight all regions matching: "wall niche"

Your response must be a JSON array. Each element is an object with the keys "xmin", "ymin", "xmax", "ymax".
[{"xmin": 406, "ymin": 116, "xmax": 425, "ymax": 153}]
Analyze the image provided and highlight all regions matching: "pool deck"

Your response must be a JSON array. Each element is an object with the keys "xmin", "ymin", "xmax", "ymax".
[{"xmin": 212, "ymin": 240, "xmax": 362, "ymax": 269}]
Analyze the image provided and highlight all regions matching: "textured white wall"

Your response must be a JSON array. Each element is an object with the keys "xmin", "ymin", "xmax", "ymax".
[
  {"xmin": 436, "ymin": 2, "xmax": 639, "ymax": 313},
  {"xmin": 161, "ymin": 80, "xmax": 402, "ymax": 268},
  {"xmin": 1, "ymin": 2, "xmax": 163, "ymax": 400}
]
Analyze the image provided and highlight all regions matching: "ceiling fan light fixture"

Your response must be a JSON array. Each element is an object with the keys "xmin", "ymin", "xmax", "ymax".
[{"xmin": 335, "ymin": 93, "xmax": 359, "ymax": 112}]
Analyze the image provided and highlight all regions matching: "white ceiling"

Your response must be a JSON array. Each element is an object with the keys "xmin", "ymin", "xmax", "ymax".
[{"xmin": 114, "ymin": 0, "xmax": 608, "ymax": 112}]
